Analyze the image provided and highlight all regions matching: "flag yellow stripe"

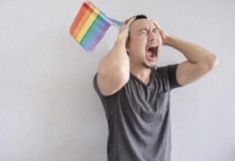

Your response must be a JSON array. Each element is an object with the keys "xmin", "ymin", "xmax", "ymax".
[{"xmin": 76, "ymin": 8, "xmax": 100, "ymax": 42}]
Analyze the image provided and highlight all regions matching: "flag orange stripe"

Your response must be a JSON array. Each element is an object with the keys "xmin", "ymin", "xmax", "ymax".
[
  {"xmin": 71, "ymin": 3, "xmax": 94, "ymax": 38},
  {"xmin": 70, "ymin": 3, "xmax": 87, "ymax": 36},
  {"xmin": 75, "ymin": 9, "xmax": 99, "ymax": 42}
]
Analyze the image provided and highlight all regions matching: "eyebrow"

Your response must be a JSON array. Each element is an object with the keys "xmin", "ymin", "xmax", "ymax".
[
  {"xmin": 137, "ymin": 28, "xmax": 146, "ymax": 32},
  {"xmin": 137, "ymin": 27, "xmax": 158, "ymax": 32}
]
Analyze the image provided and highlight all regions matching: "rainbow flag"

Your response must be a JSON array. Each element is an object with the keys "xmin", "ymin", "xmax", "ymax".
[{"xmin": 70, "ymin": 1, "xmax": 123, "ymax": 52}]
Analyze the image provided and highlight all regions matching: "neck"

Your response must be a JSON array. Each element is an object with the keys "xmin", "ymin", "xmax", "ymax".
[{"xmin": 130, "ymin": 63, "xmax": 152, "ymax": 85}]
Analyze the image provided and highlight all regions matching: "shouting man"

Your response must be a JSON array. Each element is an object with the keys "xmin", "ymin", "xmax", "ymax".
[{"xmin": 93, "ymin": 15, "xmax": 219, "ymax": 161}]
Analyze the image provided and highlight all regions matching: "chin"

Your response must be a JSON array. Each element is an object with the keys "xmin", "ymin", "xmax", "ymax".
[{"xmin": 142, "ymin": 62, "xmax": 157, "ymax": 69}]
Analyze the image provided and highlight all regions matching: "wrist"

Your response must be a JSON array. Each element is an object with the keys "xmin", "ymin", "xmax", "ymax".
[
  {"xmin": 163, "ymin": 35, "xmax": 173, "ymax": 46},
  {"xmin": 115, "ymin": 37, "xmax": 127, "ymax": 46}
]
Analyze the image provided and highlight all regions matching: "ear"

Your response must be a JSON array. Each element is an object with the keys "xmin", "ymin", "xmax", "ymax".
[
  {"xmin": 126, "ymin": 37, "xmax": 130, "ymax": 51},
  {"xmin": 126, "ymin": 47, "xmax": 130, "ymax": 52}
]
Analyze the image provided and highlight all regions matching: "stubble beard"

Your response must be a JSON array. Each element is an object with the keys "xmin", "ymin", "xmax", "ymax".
[{"xmin": 141, "ymin": 61, "xmax": 157, "ymax": 69}]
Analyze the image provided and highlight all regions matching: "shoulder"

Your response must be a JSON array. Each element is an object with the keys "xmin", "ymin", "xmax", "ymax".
[
  {"xmin": 153, "ymin": 64, "xmax": 181, "ymax": 90},
  {"xmin": 93, "ymin": 73, "xmax": 123, "ymax": 98}
]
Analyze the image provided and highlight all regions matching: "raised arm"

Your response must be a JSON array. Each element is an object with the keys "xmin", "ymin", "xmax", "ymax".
[
  {"xmin": 96, "ymin": 19, "xmax": 134, "ymax": 96},
  {"xmin": 164, "ymin": 36, "xmax": 219, "ymax": 86},
  {"xmin": 154, "ymin": 21, "xmax": 219, "ymax": 86}
]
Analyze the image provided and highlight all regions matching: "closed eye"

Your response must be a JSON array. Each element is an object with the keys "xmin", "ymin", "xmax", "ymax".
[
  {"xmin": 139, "ymin": 28, "xmax": 149, "ymax": 34},
  {"xmin": 138, "ymin": 28, "xmax": 160, "ymax": 35},
  {"xmin": 152, "ymin": 28, "xmax": 160, "ymax": 33}
]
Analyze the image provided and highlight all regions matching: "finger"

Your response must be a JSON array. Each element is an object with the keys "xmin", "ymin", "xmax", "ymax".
[
  {"xmin": 125, "ymin": 17, "xmax": 135, "ymax": 27},
  {"xmin": 121, "ymin": 17, "xmax": 135, "ymax": 35},
  {"xmin": 152, "ymin": 20, "xmax": 162, "ymax": 30}
]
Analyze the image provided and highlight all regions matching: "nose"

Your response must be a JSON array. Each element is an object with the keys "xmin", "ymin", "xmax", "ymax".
[{"xmin": 148, "ymin": 31, "xmax": 160, "ymax": 43}]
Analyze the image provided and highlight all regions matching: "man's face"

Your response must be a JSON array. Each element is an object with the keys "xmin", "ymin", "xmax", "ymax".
[{"xmin": 127, "ymin": 19, "xmax": 163, "ymax": 69}]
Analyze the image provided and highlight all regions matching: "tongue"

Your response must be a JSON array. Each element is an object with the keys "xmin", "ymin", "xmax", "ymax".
[
  {"xmin": 150, "ymin": 52, "xmax": 155, "ymax": 58},
  {"xmin": 146, "ymin": 51, "xmax": 156, "ymax": 60}
]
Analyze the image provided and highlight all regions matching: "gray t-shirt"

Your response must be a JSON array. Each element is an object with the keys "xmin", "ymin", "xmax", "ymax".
[{"xmin": 93, "ymin": 64, "xmax": 181, "ymax": 161}]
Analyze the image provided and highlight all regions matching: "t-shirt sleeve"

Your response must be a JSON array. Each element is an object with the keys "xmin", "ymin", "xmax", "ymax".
[
  {"xmin": 93, "ymin": 73, "xmax": 116, "ymax": 119},
  {"xmin": 93, "ymin": 73, "xmax": 105, "ymax": 98},
  {"xmin": 168, "ymin": 64, "xmax": 181, "ymax": 89},
  {"xmin": 93, "ymin": 73, "xmax": 117, "ymax": 99},
  {"xmin": 159, "ymin": 64, "xmax": 181, "ymax": 90}
]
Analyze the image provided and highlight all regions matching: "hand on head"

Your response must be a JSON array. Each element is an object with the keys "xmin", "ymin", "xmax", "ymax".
[
  {"xmin": 117, "ymin": 17, "xmax": 135, "ymax": 42},
  {"xmin": 117, "ymin": 15, "xmax": 170, "ymax": 46},
  {"xmin": 151, "ymin": 20, "xmax": 169, "ymax": 45}
]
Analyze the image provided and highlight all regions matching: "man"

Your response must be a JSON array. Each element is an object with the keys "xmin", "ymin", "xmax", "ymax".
[{"xmin": 93, "ymin": 15, "xmax": 218, "ymax": 161}]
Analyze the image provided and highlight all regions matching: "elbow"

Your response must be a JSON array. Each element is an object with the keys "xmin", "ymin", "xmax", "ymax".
[
  {"xmin": 118, "ymin": 66, "xmax": 130, "ymax": 84},
  {"xmin": 198, "ymin": 54, "xmax": 219, "ymax": 74},
  {"xmin": 204, "ymin": 54, "xmax": 219, "ymax": 71},
  {"xmin": 208, "ymin": 54, "xmax": 219, "ymax": 69}
]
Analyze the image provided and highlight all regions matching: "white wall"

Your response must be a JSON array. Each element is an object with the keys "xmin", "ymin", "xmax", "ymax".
[{"xmin": 0, "ymin": 0, "xmax": 235, "ymax": 161}]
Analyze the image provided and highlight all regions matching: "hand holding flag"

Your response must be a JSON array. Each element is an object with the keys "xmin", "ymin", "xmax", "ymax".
[{"xmin": 70, "ymin": 1, "xmax": 123, "ymax": 52}]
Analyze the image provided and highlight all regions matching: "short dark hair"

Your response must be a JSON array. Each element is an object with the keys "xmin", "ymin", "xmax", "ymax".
[
  {"xmin": 125, "ymin": 14, "xmax": 148, "ymax": 24},
  {"xmin": 134, "ymin": 14, "xmax": 148, "ymax": 20}
]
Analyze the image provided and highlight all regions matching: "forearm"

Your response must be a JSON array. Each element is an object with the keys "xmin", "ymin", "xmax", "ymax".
[
  {"xmin": 164, "ymin": 36, "xmax": 218, "ymax": 67},
  {"xmin": 98, "ymin": 38, "xmax": 130, "ymax": 78}
]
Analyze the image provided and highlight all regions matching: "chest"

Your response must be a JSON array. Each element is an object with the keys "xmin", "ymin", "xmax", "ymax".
[{"xmin": 119, "ymin": 80, "xmax": 170, "ymax": 121}]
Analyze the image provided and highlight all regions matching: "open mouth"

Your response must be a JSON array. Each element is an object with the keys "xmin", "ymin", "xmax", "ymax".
[{"xmin": 146, "ymin": 46, "xmax": 159, "ymax": 60}]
